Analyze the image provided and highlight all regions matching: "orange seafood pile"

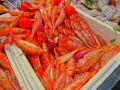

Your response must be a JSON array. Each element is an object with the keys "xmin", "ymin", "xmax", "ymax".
[{"xmin": 0, "ymin": 0, "xmax": 120, "ymax": 90}]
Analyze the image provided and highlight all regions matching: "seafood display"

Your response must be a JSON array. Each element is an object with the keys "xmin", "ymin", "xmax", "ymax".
[
  {"xmin": 72, "ymin": 0, "xmax": 120, "ymax": 27},
  {"xmin": 0, "ymin": 0, "xmax": 120, "ymax": 90}
]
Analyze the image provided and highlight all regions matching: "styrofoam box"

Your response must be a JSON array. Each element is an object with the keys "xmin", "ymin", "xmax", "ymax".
[{"xmin": 1, "ymin": 4, "xmax": 120, "ymax": 89}]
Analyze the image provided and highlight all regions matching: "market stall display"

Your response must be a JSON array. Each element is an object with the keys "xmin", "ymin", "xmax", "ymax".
[{"xmin": 0, "ymin": 0, "xmax": 120, "ymax": 90}]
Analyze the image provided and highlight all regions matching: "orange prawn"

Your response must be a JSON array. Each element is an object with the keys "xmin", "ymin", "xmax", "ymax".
[
  {"xmin": 14, "ymin": 34, "xmax": 27, "ymax": 39},
  {"xmin": 0, "ymin": 26, "xmax": 27, "ymax": 37},
  {"xmin": 75, "ymin": 63, "xmax": 100, "ymax": 89},
  {"xmin": 46, "ymin": 0, "xmax": 55, "ymax": 18},
  {"xmin": 29, "ymin": 55, "xmax": 43, "ymax": 78},
  {"xmin": 57, "ymin": 0, "xmax": 65, "ymax": 13},
  {"xmin": 0, "ymin": 16, "xmax": 16, "ymax": 24},
  {"xmin": 10, "ymin": 12, "xmax": 23, "ymax": 27},
  {"xmin": 100, "ymin": 45, "xmax": 120, "ymax": 68},
  {"xmin": 27, "ymin": 11, "xmax": 42, "ymax": 41},
  {"xmin": 54, "ymin": 65, "xmax": 66, "ymax": 90},
  {"xmin": 6, "ymin": 9, "xmax": 34, "ymax": 18},
  {"xmin": 75, "ymin": 47, "xmax": 109, "ymax": 73},
  {"xmin": 41, "ymin": 52, "xmax": 50, "ymax": 71},
  {"xmin": 54, "ymin": 9, "xmax": 66, "ymax": 29},
  {"xmin": 10, "ymin": 33, "xmax": 43, "ymax": 55},
  {"xmin": 64, "ymin": 17, "xmax": 72, "ymax": 29},
  {"xmin": 56, "ymin": 45, "xmax": 86, "ymax": 64},
  {"xmin": 63, "ymin": 72, "xmax": 91, "ymax": 90},
  {"xmin": 66, "ymin": 58, "xmax": 75, "ymax": 86},
  {"xmin": 41, "ymin": 65, "xmax": 53, "ymax": 90},
  {"xmin": 52, "ymin": 5, "xmax": 58, "ymax": 26},
  {"xmin": 39, "ymin": 6, "xmax": 53, "ymax": 29}
]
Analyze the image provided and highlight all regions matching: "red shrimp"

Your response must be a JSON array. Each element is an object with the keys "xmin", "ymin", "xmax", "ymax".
[
  {"xmin": 41, "ymin": 52, "xmax": 50, "ymax": 71},
  {"xmin": 10, "ymin": 12, "xmax": 23, "ymax": 27},
  {"xmin": 27, "ymin": 11, "xmax": 42, "ymax": 41},
  {"xmin": 54, "ymin": 9, "xmax": 66, "ymax": 29},
  {"xmin": 64, "ymin": 17, "xmax": 72, "ymax": 29},
  {"xmin": 100, "ymin": 45, "xmax": 120, "ymax": 68},
  {"xmin": 41, "ymin": 65, "xmax": 53, "ymax": 90},
  {"xmin": 63, "ymin": 72, "xmax": 91, "ymax": 90},
  {"xmin": 6, "ymin": 10, "xmax": 35, "ymax": 18},
  {"xmin": 56, "ymin": 45, "xmax": 85, "ymax": 64},
  {"xmin": 0, "ymin": 16, "xmax": 16, "ymax": 24},
  {"xmin": 29, "ymin": 55, "xmax": 43, "ymax": 78},
  {"xmin": 10, "ymin": 34, "xmax": 43, "ymax": 55},
  {"xmin": 75, "ymin": 63, "xmax": 100, "ymax": 89},
  {"xmin": 52, "ymin": 5, "xmax": 58, "ymax": 26},
  {"xmin": 75, "ymin": 47, "xmax": 109, "ymax": 73},
  {"xmin": 54, "ymin": 65, "xmax": 66, "ymax": 90},
  {"xmin": 0, "ymin": 26, "xmax": 27, "ymax": 38}
]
